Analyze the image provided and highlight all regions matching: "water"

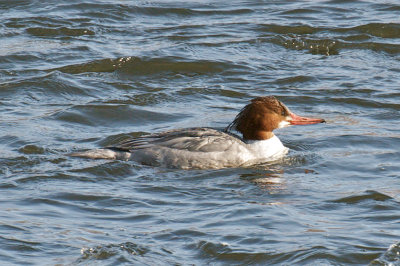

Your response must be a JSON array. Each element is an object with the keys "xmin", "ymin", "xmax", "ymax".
[{"xmin": 1, "ymin": 0, "xmax": 400, "ymax": 265}]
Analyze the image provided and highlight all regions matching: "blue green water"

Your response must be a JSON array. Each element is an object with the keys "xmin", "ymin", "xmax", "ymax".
[{"xmin": 1, "ymin": 0, "xmax": 399, "ymax": 264}]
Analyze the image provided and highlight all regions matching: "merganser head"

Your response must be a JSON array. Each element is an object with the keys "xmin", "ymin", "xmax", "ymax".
[{"xmin": 225, "ymin": 96, "xmax": 325, "ymax": 140}]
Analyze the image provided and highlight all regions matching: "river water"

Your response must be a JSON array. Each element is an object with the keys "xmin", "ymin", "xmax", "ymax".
[{"xmin": 1, "ymin": 0, "xmax": 400, "ymax": 265}]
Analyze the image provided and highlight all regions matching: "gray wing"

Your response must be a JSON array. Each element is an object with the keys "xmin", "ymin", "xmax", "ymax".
[{"xmin": 107, "ymin": 128, "xmax": 244, "ymax": 153}]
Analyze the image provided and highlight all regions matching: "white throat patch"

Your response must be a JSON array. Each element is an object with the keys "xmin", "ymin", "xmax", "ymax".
[{"xmin": 278, "ymin": 119, "xmax": 291, "ymax": 128}]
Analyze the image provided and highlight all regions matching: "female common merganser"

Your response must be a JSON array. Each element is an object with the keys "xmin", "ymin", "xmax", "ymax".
[{"xmin": 71, "ymin": 96, "xmax": 325, "ymax": 169}]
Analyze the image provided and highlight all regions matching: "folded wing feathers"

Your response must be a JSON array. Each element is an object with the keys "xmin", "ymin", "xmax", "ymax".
[{"xmin": 108, "ymin": 128, "xmax": 243, "ymax": 153}]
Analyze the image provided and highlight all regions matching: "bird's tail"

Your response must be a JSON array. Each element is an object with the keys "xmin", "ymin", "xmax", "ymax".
[{"xmin": 69, "ymin": 148, "xmax": 131, "ymax": 160}]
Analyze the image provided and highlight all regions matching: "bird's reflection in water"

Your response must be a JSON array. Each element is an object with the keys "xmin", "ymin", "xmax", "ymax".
[
  {"xmin": 252, "ymin": 173, "xmax": 285, "ymax": 191},
  {"xmin": 240, "ymin": 165, "xmax": 286, "ymax": 192}
]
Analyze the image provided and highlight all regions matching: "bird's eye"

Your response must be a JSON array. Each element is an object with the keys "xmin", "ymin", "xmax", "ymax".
[{"xmin": 281, "ymin": 110, "xmax": 286, "ymax": 116}]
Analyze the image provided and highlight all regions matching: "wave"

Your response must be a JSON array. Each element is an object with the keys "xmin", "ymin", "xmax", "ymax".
[
  {"xmin": 331, "ymin": 190, "xmax": 393, "ymax": 204},
  {"xmin": 53, "ymin": 56, "xmax": 236, "ymax": 76},
  {"xmin": 370, "ymin": 242, "xmax": 400, "ymax": 265}
]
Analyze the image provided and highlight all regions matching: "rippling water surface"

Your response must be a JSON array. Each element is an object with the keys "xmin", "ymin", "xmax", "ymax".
[{"xmin": 1, "ymin": 0, "xmax": 400, "ymax": 265}]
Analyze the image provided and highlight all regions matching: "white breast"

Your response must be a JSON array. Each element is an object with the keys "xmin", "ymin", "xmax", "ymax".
[{"xmin": 244, "ymin": 135, "xmax": 288, "ymax": 165}]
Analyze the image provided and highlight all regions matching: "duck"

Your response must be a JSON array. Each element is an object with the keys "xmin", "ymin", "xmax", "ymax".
[{"xmin": 70, "ymin": 96, "xmax": 325, "ymax": 169}]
